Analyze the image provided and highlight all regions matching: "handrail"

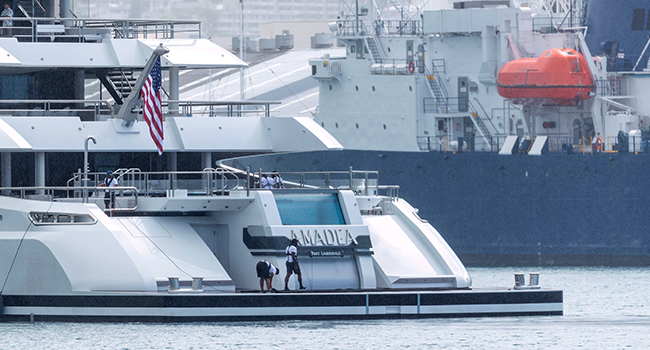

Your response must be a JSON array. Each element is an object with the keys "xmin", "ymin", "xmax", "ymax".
[
  {"xmin": 0, "ymin": 186, "xmax": 139, "ymax": 211},
  {"xmin": 0, "ymin": 99, "xmax": 115, "ymax": 120},
  {"xmin": 11, "ymin": 17, "xmax": 202, "ymax": 42}
]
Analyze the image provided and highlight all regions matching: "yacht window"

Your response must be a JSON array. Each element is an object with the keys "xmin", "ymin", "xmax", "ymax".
[
  {"xmin": 274, "ymin": 193, "xmax": 346, "ymax": 225},
  {"xmin": 29, "ymin": 212, "xmax": 97, "ymax": 225}
]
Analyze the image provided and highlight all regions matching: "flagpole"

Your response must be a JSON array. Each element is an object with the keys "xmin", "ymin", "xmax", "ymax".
[{"xmin": 239, "ymin": 0, "xmax": 245, "ymax": 102}]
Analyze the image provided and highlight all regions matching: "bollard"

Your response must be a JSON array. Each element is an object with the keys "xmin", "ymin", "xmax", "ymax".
[
  {"xmin": 192, "ymin": 277, "xmax": 204, "ymax": 290},
  {"xmin": 168, "ymin": 277, "xmax": 180, "ymax": 291},
  {"xmin": 529, "ymin": 272, "xmax": 540, "ymax": 286},
  {"xmin": 514, "ymin": 273, "xmax": 525, "ymax": 287}
]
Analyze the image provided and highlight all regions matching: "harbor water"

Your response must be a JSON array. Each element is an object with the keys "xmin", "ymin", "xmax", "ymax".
[{"xmin": 0, "ymin": 267, "xmax": 648, "ymax": 349}]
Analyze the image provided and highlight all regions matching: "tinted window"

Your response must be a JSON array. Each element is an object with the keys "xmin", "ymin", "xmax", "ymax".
[{"xmin": 632, "ymin": 9, "xmax": 645, "ymax": 31}]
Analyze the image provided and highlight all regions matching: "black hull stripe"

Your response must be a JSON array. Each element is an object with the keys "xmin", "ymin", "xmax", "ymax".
[
  {"xmin": 2, "ymin": 291, "xmax": 562, "ymax": 308},
  {"xmin": 0, "ymin": 311, "xmax": 563, "ymax": 323}
]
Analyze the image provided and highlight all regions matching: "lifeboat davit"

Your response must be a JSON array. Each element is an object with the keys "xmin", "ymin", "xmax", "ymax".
[{"xmin": 497, "ymin": 48, "xmax": 594, "ymax": 106}]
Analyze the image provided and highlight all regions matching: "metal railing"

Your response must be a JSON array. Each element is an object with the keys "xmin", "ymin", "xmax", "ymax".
[
  {"xmin": 173, "ymin": 101, "xmax": 280, "ymax": 118},
  {"xmin": 596, "ymin": 79, "xmax": 622, "ymax": 97},
  {"xmin": 0, "ymin": 100, "xmax": 114, "ymax": 120},
  {"xmin": 0, "ymin": 100, "xmax": 279, "ymax": 120},
  {"xmin": 0, "ymin": 186, "xmax": 138, "ymax": 211},
  {"xmin": 69, "ymin": 168, "xmax": 243, "ymax": 197},
  {"xmin": 9, "ymin": 18, "xmax": 201, "ymax": 43},
  {"xmin": 416, "ymin": 133, "xmax": 650, "ymax": 154},
  {"xmin": 334, "ymin": 19, "xmax": 369, "ymax": 36},
  {"xmin": 372, "ymin": 20, "xmax": 423, "ymax": 36}
]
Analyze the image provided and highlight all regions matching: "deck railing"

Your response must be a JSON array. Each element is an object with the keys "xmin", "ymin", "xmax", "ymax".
[{"xmin": 9, "ymin": 18, "xmax": 201, "ymax": 43}]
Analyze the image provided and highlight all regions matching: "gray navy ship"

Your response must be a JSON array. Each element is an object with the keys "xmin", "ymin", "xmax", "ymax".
[{"xmin": 226, "ymin": 0, "xmax": 650, "ymax": 266}]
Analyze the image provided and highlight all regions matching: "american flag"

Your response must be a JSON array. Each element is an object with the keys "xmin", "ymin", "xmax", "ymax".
[{"xmin": 141, "ymin": 57, "xmax": 163, "ymax": 155}]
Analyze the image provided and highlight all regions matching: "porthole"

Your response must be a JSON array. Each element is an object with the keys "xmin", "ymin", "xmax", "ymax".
[
  {"xmin": 387, "ymin": 47, "xmax": 391, "ymax": 53},
  {"xmin": 335, "ymin": 122, "xmax": 339, "ymax": 128},
  {"xmin": 372, "ymin": 86, "xmax": 375, "ymax": 91},
  {"xmin": 329, "ymin": 85, "xmax": 332, "ymax": 91},
  {"xmin": 356, "ymin": 123, "xmax": 359, "ymax": 129},
  {"xmin": 383, "ymin": 124, "xmax": 386, "ymax": 130},
  {"xmin": 409, "ymin": 86, "xmax": 412, "ymax": 91},
  {"xmin": 355, "ymin": 85, "xmax": 359, "ymax": 91}
]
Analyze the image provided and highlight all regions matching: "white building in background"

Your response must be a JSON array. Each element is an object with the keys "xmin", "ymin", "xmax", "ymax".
[{"xmin": 79, "ymin": 0, "xmax": 340, "ymax": 47}]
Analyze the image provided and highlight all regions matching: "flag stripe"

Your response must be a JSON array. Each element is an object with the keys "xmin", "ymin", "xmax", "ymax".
[{"xmin": 141, "ymin": 57, "xmax": 164, "ymax": 156}]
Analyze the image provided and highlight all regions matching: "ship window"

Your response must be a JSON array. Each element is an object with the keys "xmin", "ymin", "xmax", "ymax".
[
  {"xmin": 0, "ymin": 214, "xmax": 2, "ymax": 221},
  {"xmin": 387, "ymin": 47, "xmax": 391, "ymax": 53},
  {"xmin": 29, "ymin": 212, "xmax": 97, "ymax": 225},
  {"xmin": 372, "ymin": 86, "xmax": 375, "ymax": 91},
  {"xmin": 355, "ymin": 85, "xmax": 359, "ymax": 91},
  {"xmin": 383, "ymin": 124, "xmax": 386, "ymax": 130},
  {"xmin": 409, "ymin": 85, "xmax": 412, "ymax": 91},
  {"xmin": 321, "ymin": 122, "xmax": 325, "ymax": 127},
  {"xmin": 356, "ymin": 123, "xmax": 359, "ymax": 129},
  {"xmin": 274, "ymin": 193, "xmax": 346, "ymax": 225},
  {"xmin": 632, "ymin": 9, "xmax": 645, "ymax": 31},
  {"xmin": 335, "ymin": 122, "xmax": 339, "ymax": 128},
  {"xmin": 647, "ymin": 12, "xmax": 650, "ymax": 30},
  {"xmin": 545, "ymin": 51, "xmax": 551, "ymax": 57},
  {"xmin": 311, "ymin": 65, "xmax": 317, "ymax": 75},
  {"xmin": 329, "ymin": 85, "xmax": 332, "ymax": 91}
]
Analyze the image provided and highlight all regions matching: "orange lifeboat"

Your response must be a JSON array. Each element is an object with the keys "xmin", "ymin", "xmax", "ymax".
[{"xmin": 497, "ymin": 48, "xmax": 594, "ymax": 106}]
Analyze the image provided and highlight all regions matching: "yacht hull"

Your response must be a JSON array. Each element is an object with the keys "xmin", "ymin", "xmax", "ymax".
[{"xmin": 0, "ymin": 290, "xmax": 562, "ymax": 321}]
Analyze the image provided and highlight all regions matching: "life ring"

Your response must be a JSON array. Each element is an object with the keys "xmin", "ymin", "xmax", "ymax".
[
  {"xmin": 408, "ymin": 61, "xmax": 415, "ymax": 73},
  {"xmin": 595, "ymin": 137, "xmax": 602, "ymax": 152}
]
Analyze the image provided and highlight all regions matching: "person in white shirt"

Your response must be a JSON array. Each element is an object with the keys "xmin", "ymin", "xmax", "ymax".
[
  {"xmin": 256, "ymin": 260, "xmax": 279, "ymax": 293},
  {"xmin": 284, "ymin": 238, "xmax": 306, "ymax": 291},
  {"xmin": 260, "ymin": 174, "xmax": 273, "ymax": 189},
  {"xmin": 272, "ymin": 171, "xmax": 285, "ymax": 189},
  {"xmin": 99, "ymin": 170, "xmax": 118, "ymax": 211},
  {"xmin": 1, "ymin": 3, "xmax": 12, "ymax": 37}
]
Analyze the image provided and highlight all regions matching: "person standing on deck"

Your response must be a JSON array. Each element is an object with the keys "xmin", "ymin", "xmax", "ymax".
[
  {"xmin": 1, "ymin": 3, "xmax": 13, "ymax": 37},
  {"xmin": 284, "ymin": 238, "xmax": 305, "ymax": 291}
]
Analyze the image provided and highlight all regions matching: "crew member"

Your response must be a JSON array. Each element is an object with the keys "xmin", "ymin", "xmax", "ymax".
[
  {"xmin": 99, "ymin": 170, "xmax": 118, "ymax": 211},
  {"xmin": 284, "ymin": 238, "xmax": 306, "ymax": 291},
  {"xmin": 272, "ymin": 171, "xmax": 285, "ymax": 189},
  {"xmin": 256, "ymin": 260, "xmax": 279, "ymax": 293}
]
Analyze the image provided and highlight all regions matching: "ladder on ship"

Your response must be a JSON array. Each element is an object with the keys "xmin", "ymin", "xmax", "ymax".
[
  {"xmin": 365, "ymin": 37, "xmax": 383, "ymax": 64},
  {"xmin": 425, "ymin": 75, "xmax": 448, "ymax": 112},
  {"xmin": 95, "ymin": 69, "xmax": 138, "ymax": 104},
  {"xmin": 467, "ymin": 100, "xmax": 493, "ymax": 149}
]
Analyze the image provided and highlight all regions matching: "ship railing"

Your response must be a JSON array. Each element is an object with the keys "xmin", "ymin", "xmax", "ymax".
[
  {"xmin": 0, "ymin": 100, "xmax": 278, "ymax": 120},
  {"xmin": 9, "ymin": 17, "xmax": 201, "ymax": 43},
  {"xmin": 596, "ymin": 79, "xmax": 622, "ymax": 97},
  {"xmin": 372, "ymin": 19, "xmax": 423, "ymax": 37},
  {"xmin": 417, "ymin": 135, "xmax": 504, "ymax": 153},
  {"xmin": 168, "ymin": 100, "xmax": 280, "ymax": 118},
  {"xmin": 249, "ymin": 167, "xmax": 381, "ymax": 196},
  {"xmin": 65, "ymin": 167, "xmax": 397, "ymax": 200},
  {"xmin": 334, "ymin": 19, "xmax": 370, "ymax": 37},
  {"xmin": 0, "ymin": 186, "xmax": 138, "ymax": 211},
  {"xmin": 0, "ymin": 99, "xmax": 114, "ymax": 121},
  {"xmin": 69, "ymin": 169, "xmax": 242, "ymax": 197},
  {"xmin": 423, "ymin": 97, "xmax": 467, "ymax": 114},
  {"xmin": 417, "ymin": 133, "xmax": 650, "ymax": 154},
  {"xmin": 369, "ymin": 59, "xmax": 415, "ymax": 75}
]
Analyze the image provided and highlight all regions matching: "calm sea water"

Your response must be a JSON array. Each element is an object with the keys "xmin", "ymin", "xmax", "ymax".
[{"xmin": 0, "ymin": 267, "xmax": 648, "ymax": 349}]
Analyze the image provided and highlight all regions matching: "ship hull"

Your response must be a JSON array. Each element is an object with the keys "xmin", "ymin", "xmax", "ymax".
[{"xmin": 228, "ymin": 150, "xmax": 650, "ymax": 266}]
